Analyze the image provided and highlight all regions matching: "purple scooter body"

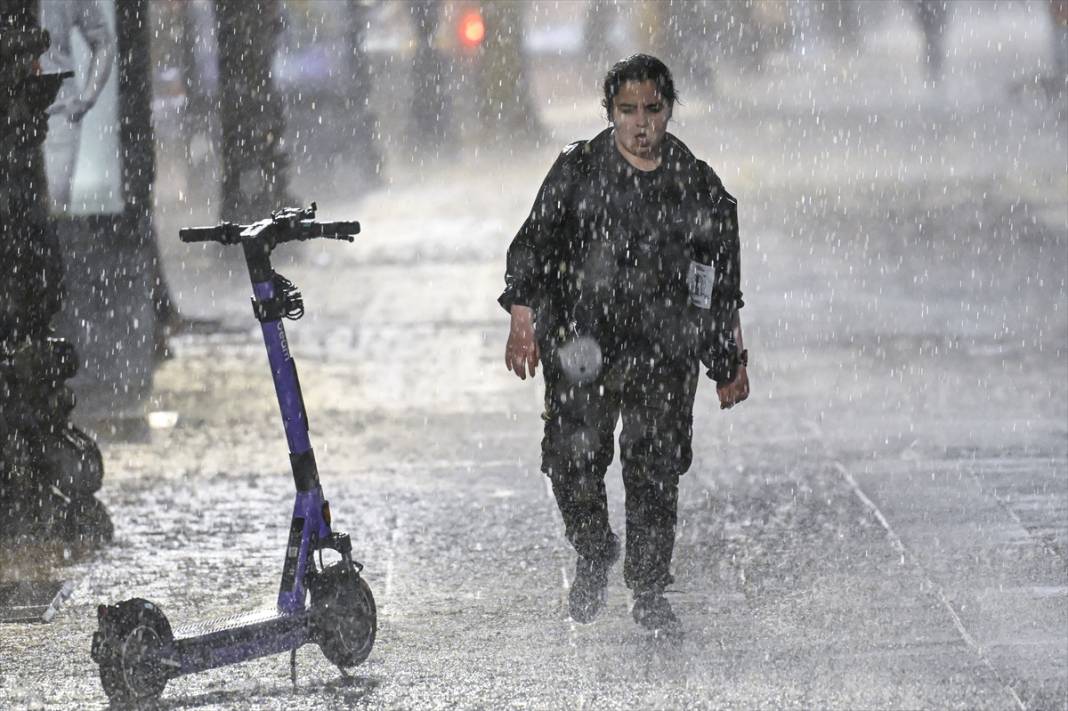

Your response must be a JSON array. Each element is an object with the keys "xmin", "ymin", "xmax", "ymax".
[
  {"xmin": 252, "ymin": 276, "xmax": 332, "ymax": 615},
  {"xmin": 91, "ymin": 206, "xmax": 374, "ymax": 702},
  {"xmin": 165, "ymin": 277, "xmax": 326, "ymax": 675}
]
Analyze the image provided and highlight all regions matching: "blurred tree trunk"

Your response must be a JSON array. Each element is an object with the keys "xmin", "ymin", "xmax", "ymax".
[
  {"xmin": 343, "ymin": 0, "xmax": 382, "ymax": 181},
  {"xmin": 0, "ymin": 0, "xmax": 60, "ymax": 353},
  {"xmin": 116, "ymin": 0, "xmax": 175, "ymax": 329},
  {"xmin": 215, "ymin": 0, "xmax": 288, "ymax": 221},
  {"xmin": 477, "ymin": 0, "xmax": 544, "ymax": 145}
]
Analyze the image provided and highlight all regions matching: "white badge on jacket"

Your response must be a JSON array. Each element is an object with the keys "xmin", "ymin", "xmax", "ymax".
[{"xmin": 688, "ymin": 260, "xmax": 714, "ymax": 309}]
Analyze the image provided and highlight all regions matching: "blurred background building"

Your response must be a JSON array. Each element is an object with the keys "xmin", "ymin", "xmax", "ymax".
[{"xmin": 141, "ymin": 0, "xmax": 1067, "ymax": 217}]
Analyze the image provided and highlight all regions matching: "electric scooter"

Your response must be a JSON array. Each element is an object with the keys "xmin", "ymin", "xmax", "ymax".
[{"xmin": 90, "ymin": 204, "xmax": 376, "ymax": 703}]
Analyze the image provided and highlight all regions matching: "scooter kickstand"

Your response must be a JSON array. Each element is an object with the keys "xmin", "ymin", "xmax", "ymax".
[{"xmin": 290, "ymin": 647, "xmax": 298, "ymax": 689}]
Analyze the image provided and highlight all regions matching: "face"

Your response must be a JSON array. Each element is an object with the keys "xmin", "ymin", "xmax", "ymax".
[{"xmin": 610, "ymin": 79, "xmax": 671, "ymax": 163}]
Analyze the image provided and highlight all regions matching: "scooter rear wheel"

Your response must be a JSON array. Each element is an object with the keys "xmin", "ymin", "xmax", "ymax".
[
  {"xmin": 311, "ymin": 562, "xmax": 376, "ymax": 668},
  {"xmin": 95, "ymin": 598, "xmax": 173, "ymax": 703}
]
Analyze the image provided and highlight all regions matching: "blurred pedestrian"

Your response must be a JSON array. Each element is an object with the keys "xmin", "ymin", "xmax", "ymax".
[
  {"xmin": 500, "ymin": 54, "xmax": 748, "ymax": 635},
  {"xmin": 584, "ymin": 0, "xmax": 616, "ymax": 71},
  {"xmin": 215, "ymin": 0, "xmax": 289, "ymax": 222},
  {"xmin": 822, "ymin": 0, "xmax": 862, "ymax": 49},
  {"xmin": 39, "ymin": 0, "xmax": 116, "ymax": 211},
  {"xmin": 478, "ymin": 0, "xmax": 545, "ymax": 144},
  {"xmin": 409, "ymin": 0, "xmax": 453, "ymax": 154}
]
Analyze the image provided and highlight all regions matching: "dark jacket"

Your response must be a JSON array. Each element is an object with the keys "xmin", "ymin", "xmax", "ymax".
[{"xmin": 500, "ymin": 128, "xmax": 743, "ymax": 377}]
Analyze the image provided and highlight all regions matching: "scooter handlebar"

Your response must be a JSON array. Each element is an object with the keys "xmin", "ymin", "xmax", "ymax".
[{"xmin": 179, "ymin": 220, "xmax": 360, "ymax": 245}]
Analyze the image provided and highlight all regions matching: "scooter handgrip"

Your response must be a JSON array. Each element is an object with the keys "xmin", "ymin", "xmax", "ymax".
[
  {"xmin": 179, "ymin": 227, "xmax": 219, "ymax": 243},
  {"xmin": 300, "ymin": 221, "xmax": 360, "ymax": 240},
  {"xmin": 179, "ymin": 224, "xmax": 242, "ymax": 244}
]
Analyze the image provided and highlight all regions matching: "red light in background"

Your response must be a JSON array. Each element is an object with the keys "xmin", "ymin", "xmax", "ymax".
[{"xmin": 459, "ymin": 10, "xmax": 485, "ymax": 48}]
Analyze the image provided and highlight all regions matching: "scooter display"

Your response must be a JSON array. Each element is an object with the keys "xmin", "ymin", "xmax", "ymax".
[{"xmin": 90, "ymin": 204, "xmax": 376, "ymax": 703}]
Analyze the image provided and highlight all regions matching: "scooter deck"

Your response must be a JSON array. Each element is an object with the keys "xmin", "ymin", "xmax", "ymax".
[
  {"xmin": 171, "ymin": 607, "xmax": 310, "ymax": 676},
  {"xmin": 172, "ymin": 607, "xmax": 296, "ymax": 637}
]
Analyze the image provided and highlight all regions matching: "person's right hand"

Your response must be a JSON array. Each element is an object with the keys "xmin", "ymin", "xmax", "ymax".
[
  {"xmin": 717, "ymin": 365, "xmax": 749, "ymax": 410},
  {"xmin": 66, "ymin": 98, "xmax": 92, "ymax": 123},
  {"xmin": 45, "ymin": 99, "xmax": 92, "ymax": 122},
  {"xmin": 505, "ymin": 305, "xmax": 539, "ymax": 380}
]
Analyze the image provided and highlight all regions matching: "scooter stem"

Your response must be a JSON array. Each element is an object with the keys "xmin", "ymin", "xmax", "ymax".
[{"xmin": 243, "ymin": 244, "xmax": 331, "ymax": 612}]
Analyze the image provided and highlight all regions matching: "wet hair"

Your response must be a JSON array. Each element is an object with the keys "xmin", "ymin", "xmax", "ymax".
[{"xmin": 601, "ymin": 54, "xmax": 679, "ymax": 120}]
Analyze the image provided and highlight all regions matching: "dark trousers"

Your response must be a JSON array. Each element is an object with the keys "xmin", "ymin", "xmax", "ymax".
[{"xmin": 541, "ymin": 345, "xmax": 698, "ymax": 593}]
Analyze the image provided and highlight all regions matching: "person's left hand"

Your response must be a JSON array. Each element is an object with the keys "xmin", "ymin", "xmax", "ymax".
[{"xmin": 717, "ymin": 365, "xmax": 749, "ymax": 410}]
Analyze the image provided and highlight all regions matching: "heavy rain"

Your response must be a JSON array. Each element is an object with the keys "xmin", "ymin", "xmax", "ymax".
[{"xmin": 1, "ymin": 0, "xmax": 1066, "ymax": 708}]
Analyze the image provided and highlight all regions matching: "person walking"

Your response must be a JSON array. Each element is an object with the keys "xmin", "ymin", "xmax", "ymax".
[
  {"xmin": 500, "ymin": 54, "xmax": 749, "ymax": 635},
  {"xmin": 39, "ymin": 0, "xmax": 115, "ymax": 211}
]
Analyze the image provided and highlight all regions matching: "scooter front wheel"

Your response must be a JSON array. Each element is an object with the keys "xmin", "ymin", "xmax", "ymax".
[
  {"xmin": 92, "ymin": 598, "xmax": 173, "ymax": 703},
  {"xmin": 311, "ymin": 562, "xmax": 376, "ymax": 668}
]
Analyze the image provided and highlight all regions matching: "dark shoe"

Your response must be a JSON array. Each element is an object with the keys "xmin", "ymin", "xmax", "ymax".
[
  {"xmin": 632, "ymin": 590, "xmax": 682, "ymax": 636},
  {"xmin": 568, "ymin": 536, "xmax": 620, "ymax": 623}
]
